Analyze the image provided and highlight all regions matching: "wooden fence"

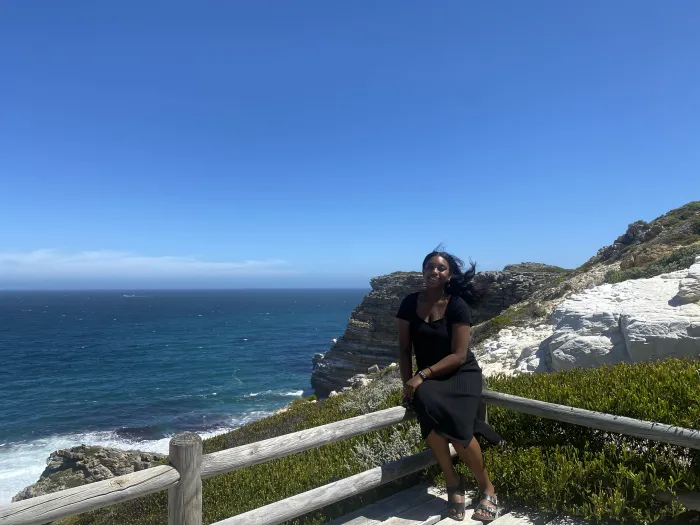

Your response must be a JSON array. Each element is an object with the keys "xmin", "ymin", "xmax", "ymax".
[{"xmin": 2, "ymin": 389, "xmax": 699, "ymax": 525}]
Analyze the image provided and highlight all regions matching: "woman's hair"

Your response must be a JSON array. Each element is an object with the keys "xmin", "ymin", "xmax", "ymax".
[{"xmin": 422, "ymin": 246, "xmax": 485, "ymax": 308}]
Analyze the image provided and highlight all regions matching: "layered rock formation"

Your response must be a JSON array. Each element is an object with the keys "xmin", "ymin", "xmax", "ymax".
[
  {"xmin": 310, "ymin": 264, "xmax": 567, "ymax": 396},
  {"xmin": 12, "ymin": 445, "xmax": 164, "ymax": 502}
]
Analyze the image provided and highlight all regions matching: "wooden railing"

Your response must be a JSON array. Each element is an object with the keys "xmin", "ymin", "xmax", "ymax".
[{"xmin": 2, "ymin": 389, "xmax": 700, "ymax": 525}]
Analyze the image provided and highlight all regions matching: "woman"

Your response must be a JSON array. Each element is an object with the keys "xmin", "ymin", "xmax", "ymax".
[{"xmin": 396, "ymin": 249, "xmax": 501, "ymax": 521}]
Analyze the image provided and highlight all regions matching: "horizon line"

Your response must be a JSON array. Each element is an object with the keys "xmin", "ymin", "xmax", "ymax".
[{"xmin": 0, "ymin": 287, "xmax": 373, "ymax": 292}]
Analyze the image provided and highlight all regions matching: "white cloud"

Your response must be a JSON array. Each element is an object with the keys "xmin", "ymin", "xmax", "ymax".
[{"xmin": 0, "ymin": 250, "xmax": 295, "ymax": 280}]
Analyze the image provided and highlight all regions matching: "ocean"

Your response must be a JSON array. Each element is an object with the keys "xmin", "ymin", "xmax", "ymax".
[{"xmin": 0, "ymin": 289, "xmax": 367, "ymax": 503}]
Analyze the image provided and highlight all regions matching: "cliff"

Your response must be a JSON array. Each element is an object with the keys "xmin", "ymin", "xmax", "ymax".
[{"xmin": 310, "ymin": 263, "xmax": 569, "ymax": 396}]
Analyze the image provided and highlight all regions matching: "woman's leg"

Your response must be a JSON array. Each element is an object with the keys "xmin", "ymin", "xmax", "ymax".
[
  {"xmin": 426, "ymin": 431, "xmax": 464, "ymax": 519},
  {"xmin": 452, "ymin": 437, "xmax": 498, "ymax": 519}
]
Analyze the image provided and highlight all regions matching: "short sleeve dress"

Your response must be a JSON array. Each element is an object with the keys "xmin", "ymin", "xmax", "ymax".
[{"xmin": 397, "ymin": 292, "xmax": 502, "ymax": 446}]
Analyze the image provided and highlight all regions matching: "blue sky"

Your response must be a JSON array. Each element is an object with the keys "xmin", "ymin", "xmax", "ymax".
[{"xmin": 1, "ymin": 1, "xmax": 699, "ymax": 289}]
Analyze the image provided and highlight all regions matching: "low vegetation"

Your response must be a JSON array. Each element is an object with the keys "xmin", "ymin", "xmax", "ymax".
[
  {"xmin": 605, "ymin": 243, "xmax": 700, "ymax": 284},
  {"xmin": 472, "ymin": 301, "xmax": 547, "ymax": 346},
  {"xmin": 482, "ymin": 359, "xmax": 700, "ymax": 522},
  {"xmin": 60, "ymin": 358, "xmax": 700, "ymax": 525},
  {"xmin": 654, "ymin": 201, "xmax": 700, "ymax": 232}
]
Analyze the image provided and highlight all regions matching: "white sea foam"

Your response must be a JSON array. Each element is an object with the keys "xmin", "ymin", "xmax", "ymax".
[
  {"xmin": 0, "ymin": 411, "xmax": 271, "ymax": 504},
  {"xmin": 245, "ymin": 390, "xmax": 303, "ymax": 398}
]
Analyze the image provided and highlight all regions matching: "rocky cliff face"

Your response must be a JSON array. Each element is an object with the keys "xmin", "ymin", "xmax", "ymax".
[
  {"xmin": 12, "ymin": 445, "xmax": 165, "ymax": 502},
  {"xmin": 310, "ymin": 264, "xmax": 567, "ymax": 396}
]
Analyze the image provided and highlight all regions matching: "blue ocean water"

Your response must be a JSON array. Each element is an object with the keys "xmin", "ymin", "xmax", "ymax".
[{"xmin": 0, "ymin": 289, "xmax": 366, "ymax": 502}]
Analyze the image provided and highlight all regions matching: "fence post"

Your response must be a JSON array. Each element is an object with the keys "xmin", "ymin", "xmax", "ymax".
[{"xmin": 168, "ymin": 432, "xmax": 203, "ymax": 525}]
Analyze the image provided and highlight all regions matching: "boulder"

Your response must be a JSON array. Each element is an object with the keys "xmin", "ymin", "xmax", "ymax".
[
  {"xmin": 13, "ymin": 445, "xmax": 165, "ymax": 502},
  {"xmin": 540, "ymin": 260, "xmax": 700, "ymax": 371},
  {"xmin": 677, "ymin": 256, "xmax": 700, "ymax": 304},
  {"xmin": 367, "ymin": 364, "xmax": 380, "ymax": 374},
  {"xmin": 348, "ymin": 374, "xmax": 373, "ymax": 389}
]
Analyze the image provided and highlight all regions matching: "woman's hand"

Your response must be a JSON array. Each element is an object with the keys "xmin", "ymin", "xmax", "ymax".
[{"xmin": 404, "ymin": 374, "xmax": 424, "ymax": 403}]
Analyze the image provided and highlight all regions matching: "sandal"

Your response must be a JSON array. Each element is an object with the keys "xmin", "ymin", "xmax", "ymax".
[
  {"xmin": 445, "ymin": 473, "xmax": 466, "ymax": 521},
  {"xmin": 473, "ymin": 492, "xmax": 500, "ymax": 522}
]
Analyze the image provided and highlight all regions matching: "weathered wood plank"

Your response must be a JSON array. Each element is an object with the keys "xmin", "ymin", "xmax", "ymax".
[
  {"xmin": 323, "ymin": 483, "xmax": 440, "ymax": 525},
  {"xmin": 168, "ymin": 432, "xmax": 203, "ymax": 525},
  {"xmin": 434, "ymin": 492, "xmax": 513, "ymax": 525},
  {"xmin": 435, "ymin": 507, "xmax": 478, "ymax": 525},
  {"xmin": 200, "ymin": 406, "xmax": 414, "ymax": 478},
  {"xmin": 211, "ymin": 446, "xmax": 457, "ymax": 525},
  {"xmin": 482, "ymin": 389, "xmax": 700, "ymax": 450},
  {"xmin": 380, "ymin": 492, "xmax": 455, "ymax": 525},
  {"xmin": 0, "ymin": 465, "xmax": 179, "ymax": 525}
]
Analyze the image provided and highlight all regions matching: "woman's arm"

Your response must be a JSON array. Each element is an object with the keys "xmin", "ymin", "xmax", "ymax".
[
  {"xmin": 397, "ymin": 318, "xmax": 413, "ymax": 384},
  {"xmin": 420, "ymin": 323, "xmax": 471, "ymax": 379}
]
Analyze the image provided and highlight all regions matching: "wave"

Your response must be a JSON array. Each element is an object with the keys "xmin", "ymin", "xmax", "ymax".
[
  {"xmin": 245, "ymin": 390, "xmax": 303, "ymax": 398},
  {"xmin": 0, "ymin": 410, "xmax": 271, "ymax": 504}
]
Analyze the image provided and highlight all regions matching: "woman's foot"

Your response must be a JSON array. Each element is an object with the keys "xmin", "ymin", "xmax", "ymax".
[
  {"xmin": 445, "ymin": 472, "xmax": 466, "ymax": 521},
  {"xmin": 473, "ymin": 492, "xmax": 500, "ymax": 522}
]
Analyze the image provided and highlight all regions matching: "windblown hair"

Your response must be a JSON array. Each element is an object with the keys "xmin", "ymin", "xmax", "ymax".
[{"xmin": 422, "ymin": 246, "xmax": 486, "ymax": 308}]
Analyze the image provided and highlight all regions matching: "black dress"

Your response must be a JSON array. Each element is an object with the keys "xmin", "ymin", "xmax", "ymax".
[{"xmin": 396, "ymin": 292, "xmax": 502, "ymax": 446}]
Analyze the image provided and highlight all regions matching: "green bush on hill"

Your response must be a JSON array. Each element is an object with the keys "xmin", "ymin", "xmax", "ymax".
[
  {"xmin": 605, "ymin": 243, "xmax": 700, "ymax": 284},
  {"xmin": 654, "ymin": 201, "xmax": 700, "ymax": 231},
  {"xmin": 481, "ymin": 360, "xmax": 700, "ymax": 522},
  {"xmin": 692, "ymin": 217, "xmax": 700, "ymax": 236},
  {"xmin": 61, "ymin": 359, "xmax": 700, "ymax": 525}
]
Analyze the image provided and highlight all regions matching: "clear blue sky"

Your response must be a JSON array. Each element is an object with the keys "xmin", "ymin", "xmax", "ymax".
[{"xmin": 1, "ymin": 1, "xmax": 699, "ymax": 289}]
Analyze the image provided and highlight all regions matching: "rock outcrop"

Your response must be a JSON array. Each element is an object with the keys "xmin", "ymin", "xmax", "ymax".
[
  {"xmin": 311, "ymin": 264, "xmax": 567, "ymax": 396},
  {"xmin": 475, "ymin": 256, "xmax": 700, "ymax": 375},
  {"xmin": 546, "ymin": 256, "xmax": 700, "ymax": 371},
  {"xmin": 12, "ymin": 445, "xmax": 164, "ymax": 502}
]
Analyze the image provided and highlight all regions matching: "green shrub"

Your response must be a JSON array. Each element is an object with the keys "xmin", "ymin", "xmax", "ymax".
[
  {"xmin": 61, "ymin": 359, "xmax": 700, "ymax": 525},
  {"xmin": 480, "ymin": 359, "xmax": 700, "ymax": 523},
  {"xmin": 692, "ymin": 218, "xmax": 700, "ymax": 236},
  {"xmin": 605, "ymin": 243, "xmax": 700, "ymax": 284},
  {"xmin": 654, "ymin": 201, "xmax": 700, "ymax": 230}
]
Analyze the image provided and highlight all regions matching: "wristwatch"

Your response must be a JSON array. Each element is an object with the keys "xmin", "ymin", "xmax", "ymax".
[{"xmin": 417, "ymin": 370, "xmax": 428, "ymax": 381}]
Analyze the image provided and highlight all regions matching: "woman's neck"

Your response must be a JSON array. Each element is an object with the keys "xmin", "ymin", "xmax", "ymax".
[{"xmin": 424, "ymin": 287, "xmax": 445, "ymax": 302}]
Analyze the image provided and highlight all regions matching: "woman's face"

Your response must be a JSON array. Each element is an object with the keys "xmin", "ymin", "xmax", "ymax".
[{"xmin": 423, "ymin": 255, "xmax": 451, "ymax": 290}]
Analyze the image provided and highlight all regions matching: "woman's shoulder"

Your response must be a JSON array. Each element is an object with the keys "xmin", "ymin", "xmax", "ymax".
[
  {"xmin": 447, "ymin": 295, "xmax": 472, "ymax": 323},
  {"xmin": 448, "ymin": 295, "xmax": 468, "ymax": 308},
  {"xmin": 396, "ymin": 291, "xmax": 419, "ymax": 320},
  {"xmin": 398, "ymin": 291, "xmax": 420, "ymax": 304}
]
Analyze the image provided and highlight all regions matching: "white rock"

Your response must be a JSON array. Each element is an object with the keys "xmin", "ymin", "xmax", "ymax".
[
  {"xmin": 348, "ymin": 373, "xmax": 372, "ymax": 389},
  {"xmin": 546, "ymin": 261, "xmax": 700, "ymax": 370},
  {"xmin": 367, "ymin": 364, "xmax": 380, "ymax": 374},
  {"xmin": 474, "ymin": 324, "xmax": 555, "ymax": 376},
  {"xmin": 329, "ymin": 390, "xmax": 338, "ymax": 397},
  {"xmin": 677, "ymin": 255, "xmax": 700, "ymax": 304}
]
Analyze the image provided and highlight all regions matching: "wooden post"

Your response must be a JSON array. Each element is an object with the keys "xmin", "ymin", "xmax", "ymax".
[{"xmin": 168, "ymin": 432, "xmax": 203, "ymax": 525}]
